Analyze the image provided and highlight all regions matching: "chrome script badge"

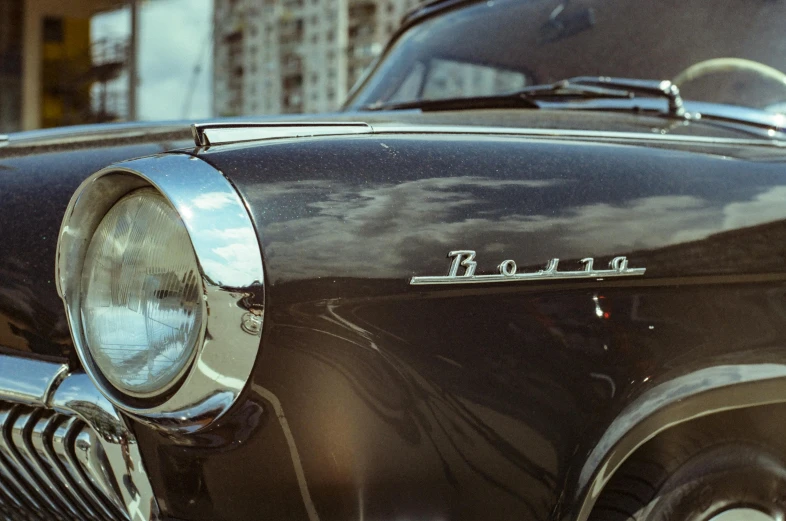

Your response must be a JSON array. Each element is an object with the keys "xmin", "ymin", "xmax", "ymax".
[{"xmin": 410, "ymin": 250, "xmax": 646, "ymax": 285}]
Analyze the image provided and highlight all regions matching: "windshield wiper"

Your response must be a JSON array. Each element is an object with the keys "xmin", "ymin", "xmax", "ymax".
[
  {"xmin": 362, "ymin": 76, "xmax": 687, "ymax": 118},
  {"xmin": 360, "ymin": 93, "xmax": 542, "ymax": 112},
  {"xmin": 361, "ymin": 76, "xmax": 786, "ymax": 138},
  {"xmin": 549, "ymin": 78, "xmax": 785, "ymax": 137},
  {"xmin": 552, "ymin": 76, "xmax": 687, "ymax": 117}
]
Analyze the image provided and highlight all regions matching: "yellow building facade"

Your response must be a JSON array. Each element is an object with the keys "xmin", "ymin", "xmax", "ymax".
[{"xmin": 0, "ymin": 0, "xmax": 123, "ymax": 132}]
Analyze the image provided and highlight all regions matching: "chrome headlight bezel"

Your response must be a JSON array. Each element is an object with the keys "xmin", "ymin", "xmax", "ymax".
[{"xmin": 56, "ymin": 154, "xmax": 265, "ymax": 433}]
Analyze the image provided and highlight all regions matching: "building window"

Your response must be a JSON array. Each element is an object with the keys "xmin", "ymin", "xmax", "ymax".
[
  {"xmin": 283, "ymin": 74, "xmax": 303, "ymax": 90},
  {"xmin": 0, "ymin": 0, "xmax": 23, "ymax": 132},
  {"xmin": 43, "ymin": 16, "xmax": 64, "ymax": 43}
]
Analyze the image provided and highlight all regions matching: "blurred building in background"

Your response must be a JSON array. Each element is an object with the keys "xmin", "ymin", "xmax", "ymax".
[
  {"xmin": 213, "ymin": 0, "xmax": 420, "ymax": 116},
  {"xmin": 0, "ymin": 0, "xmax": 129, "ymax": 132}
]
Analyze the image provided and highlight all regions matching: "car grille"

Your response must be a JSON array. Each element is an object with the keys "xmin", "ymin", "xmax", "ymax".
[{"xmin": 0, "ymin": 401, "xmax": 128, "ymax": 521}]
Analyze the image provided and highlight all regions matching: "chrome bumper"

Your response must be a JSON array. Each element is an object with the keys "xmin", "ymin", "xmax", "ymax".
[{"xmin": 0, "ymin": 354, "xmax": 158, "ymax": 521}]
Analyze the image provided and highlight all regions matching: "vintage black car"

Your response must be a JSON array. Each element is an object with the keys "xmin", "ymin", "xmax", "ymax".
[{"xmin": 3, "ymin": 0, "xmax": 786, "ymax": 520}]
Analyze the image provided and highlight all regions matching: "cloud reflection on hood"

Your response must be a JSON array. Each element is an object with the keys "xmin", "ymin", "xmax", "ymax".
[{"xmin": 244, "ymin": 176, "xmax": 786, "ymax": 283}]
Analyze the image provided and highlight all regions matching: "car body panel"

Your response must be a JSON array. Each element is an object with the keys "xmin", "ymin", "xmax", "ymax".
[
  {"xmin": 135, "ymin": 131, "xmax": 786, "ymax": 520},
  {"xmin": 2, "ymin": 109, "xmax": 777, "ymax": 362},
  {"xmin": 3, "ymin": 115, "xmax": 786, "ymax": 520},
  {"xmin": 3, "ymin": 0, "xmax": 786, "ymax": 516},
  {"xmin": 0, "ymin": 138, "xmax": 192, "ymax": 361}
]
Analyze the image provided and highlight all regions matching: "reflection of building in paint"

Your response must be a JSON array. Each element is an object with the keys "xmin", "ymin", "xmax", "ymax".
[
  {"xmin": 0, "ymin": 0, "xmax": 128, "ymax": 132},
  {"xmin": 213, "ymin": 0, "xmax": 422, "ymax": 117},
  {"xmin": 421, "ymin": 60, "xmax": 529, "ymax": 100}
]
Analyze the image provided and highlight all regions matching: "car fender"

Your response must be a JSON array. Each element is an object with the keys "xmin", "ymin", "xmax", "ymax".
[{"xmin": 569, "ymin": 363, "xmax": 786, "ymax": 521}]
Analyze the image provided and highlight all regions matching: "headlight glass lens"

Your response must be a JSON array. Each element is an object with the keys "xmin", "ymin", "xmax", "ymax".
[{"xmin": 81, "ymin": 188, "xmax": 203, "ymax": 397}]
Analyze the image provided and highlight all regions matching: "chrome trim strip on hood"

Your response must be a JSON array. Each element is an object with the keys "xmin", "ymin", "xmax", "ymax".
[
  {"xmin": 191, "ymin": 121, "xmax": 786, "ymax": 148},
  {"xmin": 192, "ymin": 121, "xmax": 373, "ymax": 146}
]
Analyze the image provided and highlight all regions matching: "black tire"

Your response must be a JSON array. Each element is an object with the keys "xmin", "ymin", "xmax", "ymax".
[{"xmin": 589, "ymin": 440, "xmax": 786, "ymax": 521}]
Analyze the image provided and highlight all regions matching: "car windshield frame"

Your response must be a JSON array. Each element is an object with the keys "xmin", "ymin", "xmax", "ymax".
[{"xmin": 342, "ymin": 0, "xmax": 483, "ymax": 110}]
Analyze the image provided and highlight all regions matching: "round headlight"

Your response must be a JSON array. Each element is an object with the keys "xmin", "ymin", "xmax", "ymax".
[
  {"xmin": 80, "ymin": 188, "xmax": 204, "ymax": 398},
  {"xmin": 57, "ymin": 154, "xmax": 265, "ymax": 433}
]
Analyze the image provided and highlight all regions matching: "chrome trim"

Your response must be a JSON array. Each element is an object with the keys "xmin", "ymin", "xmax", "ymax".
[
  {"xmin": 56, "ymin": 153, "xmax": 265, "ymax": 433},
  {"xmin": 411, "ymin": 250, "xmax": 645, "ymax": 285},
  {"xmin": 0, "ymin": 404, "xmax": 66, "ymax": 516},
  {"xmin": 51, "ymin": 416, "xmax": 121, "ymax": 520},
  {"xmin": 0, "ymin": 357, "xmax": 68, "ymax": 407},
  {"xmin": 573, "ymin": 364, "xmax": 786, "ymax": 521},
  {"xmin": 0, "ymin": 122, "xmax": 189, "ymax": 150},
  {"xmin": 192, "ymin": 122, "xmax": 786, "ymax": 149},
  {"xmin": 369, "ymin": 124, "xmax": 786, "ymax": 147},
  {"xmin": 9, "ymin": 408, "xmax": 85, "ymax": 519},
  {"xmin": 708, "ymin": 508, "xmax": 778, "ymax": 521},
  {"xmin": 0, "ymin": 134, "xmax": 8, "ymax": 147},
  {"xmin": 51, "ymin": 373, "xmax": 157, "ymax": 520},
  {"xmin": 192, "ymin": 121, "xmax": 373, "ymax": 146},
  {"xmin": 30, "ymin": 413, "xmax": 107, "ymax": 519},
  {"xmin": 0, "ymin": 353, "xmax": 158, "ymax": 521}
]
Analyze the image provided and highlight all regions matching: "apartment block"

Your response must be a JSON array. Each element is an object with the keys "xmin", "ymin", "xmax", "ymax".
[{"xmin": 213, "ymin": 0, "xmax": 420, "ymax": 117}]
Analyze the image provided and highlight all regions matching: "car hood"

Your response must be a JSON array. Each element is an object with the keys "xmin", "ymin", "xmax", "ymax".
[{"xmin": 1, "ymin": 109, "xmax": 786, "ymax": 364}]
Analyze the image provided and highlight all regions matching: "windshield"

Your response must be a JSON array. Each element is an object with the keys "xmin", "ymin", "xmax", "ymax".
[{"xmin": 345, "ymin": 0, "xmax": 786, "ymax": 116}]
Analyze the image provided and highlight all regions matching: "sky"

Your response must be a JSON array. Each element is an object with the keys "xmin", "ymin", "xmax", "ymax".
[{"xmin": 91, "ymin": 0, "xmax": 213, "ymax": 121}]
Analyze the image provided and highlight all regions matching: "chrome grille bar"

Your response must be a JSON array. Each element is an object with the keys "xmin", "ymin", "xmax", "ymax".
[
  {"xmin": 13, "ymin": 407, "xmax": 90, "ymax": 520},
  {"xmin": 73, "ymin": 424, "xmax": 128, "ymax": 518},
  {"xmin": 0, "ymin": 403, "xmax": 63, "ymax": 517},
  {"xmin": 0, "ymin": 355, "xmax": 159, "ymax": 520},
  {"xmin": 31, "ymin": 413, "xmax": 105, "ymax": 520},
  {"xmin": 0, "ymin": 402, "xmax": 129, "ymax": 521},
  {"xmin": 51, "ymin": 416, "xmax": 119, "ymax": 520},
  {"xmin": 0, "ymin": 463, "xmax": 30, "ymax": 514}
]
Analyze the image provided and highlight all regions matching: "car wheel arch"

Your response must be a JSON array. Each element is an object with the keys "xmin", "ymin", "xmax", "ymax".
[{"xmin": 565, "ymin": 363, "xmax": 786, "ymax": 521}]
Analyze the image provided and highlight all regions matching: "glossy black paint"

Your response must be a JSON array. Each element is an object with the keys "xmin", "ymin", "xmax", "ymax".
[
  {"xmin": 4, "ymin": 114, "xmax": 786, "ymax": 520},
  {"xmin": 0, "ymin": 109, "xmax": 761, "ymax": 361},
  {"xmin": 135, "ymin": 133, "xmax": 786, "ymax": 521},
  {"xmin": 0, "ymin": 132, "xmax": 193, "ymax": 361}
]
